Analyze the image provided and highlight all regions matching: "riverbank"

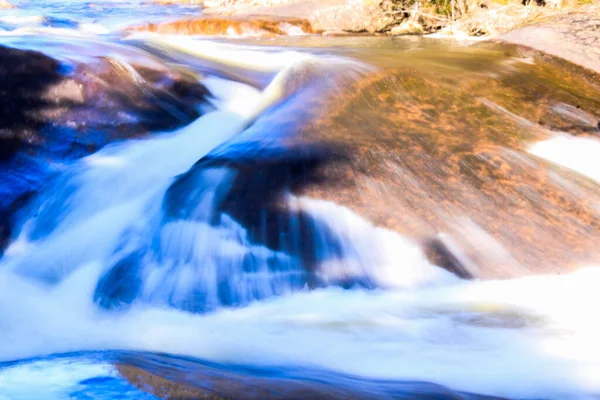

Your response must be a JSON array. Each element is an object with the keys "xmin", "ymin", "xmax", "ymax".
[
  {"xmin": 182, "ymin": 0, "xmax": 598, "ymax": 36},
  {"xmin": 500, "ymin": 9, "xmax": 600, "ymax": 74},
  {"xmin": 140, "ymin": 0, "xmax": 600, "ymax": 72}
]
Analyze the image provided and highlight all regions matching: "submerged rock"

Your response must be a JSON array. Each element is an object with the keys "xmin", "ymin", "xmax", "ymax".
[{"xmin": 116, "ymin": 352, "xmax": 506, "ymax": 400}]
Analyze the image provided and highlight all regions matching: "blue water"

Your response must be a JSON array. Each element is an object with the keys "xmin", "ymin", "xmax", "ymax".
[
  {"xmin": 2, "ymin": 1, "xmax": 600, "ymax": 399},
  {"xmin": 1, "ymin": 0, "xmax": 202, "ymax": 32}
]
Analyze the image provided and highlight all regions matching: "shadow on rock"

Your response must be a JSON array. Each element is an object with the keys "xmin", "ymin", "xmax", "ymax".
[{"xmin": 0, "ymin": 43, "xmax": 210, "ymax": 253}]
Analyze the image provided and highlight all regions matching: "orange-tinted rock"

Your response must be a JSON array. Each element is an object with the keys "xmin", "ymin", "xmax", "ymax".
[
  {"xmin": 201, "ymin": 0, "xmax": 394, "ymax": 34},
  {"xmin": 154, "ymin": 37, "xmax": 600, "ymax": 280},
  {"xmin": 0, "ymin": 0, "xmax": 14, "ymax": 9},
  {"xmin": 151, "ymin": 0, "xmax": 202, "ymax": 4},
  {"xmin": 129, "ymin": 16, "xmax": 313, "ymax": 37},
  {"xmin": 291, "ymin": 45, "xmax": 600, "ymax": 279},
  {"xmin": 116, "ymin": 353, "xmax": 506, "ymax": 399},
  {"xmin": 501, "ymin": 11, "xmax": 600, "ymax": 74}
]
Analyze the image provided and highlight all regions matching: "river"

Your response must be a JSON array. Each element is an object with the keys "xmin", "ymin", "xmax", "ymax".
[{"xmin": 1, "ymin": 1, "xmax": 600, "ymax": 399}]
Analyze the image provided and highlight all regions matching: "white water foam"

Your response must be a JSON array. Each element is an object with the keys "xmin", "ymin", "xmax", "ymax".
[
  {"xmin": 289, "ymin": 196, "xmax": 456, "ymax": 288},
  {"xmin": 0, "ymin": 359, "xmax": 114, "ymax": 400},
  {"xmin": 2, "ymin": 260, "xmax": 600, "ymax": 398},
  {"xmin": 0, "ymin": 358, "xmax": 154, "ymax": 400},
  {"xmin": 1, "ymin": 42, "xmax": 600, "ymax": 400},
  {"xmin": 530, "ymin": 135, "xmax": 600, "ymax": 185}
]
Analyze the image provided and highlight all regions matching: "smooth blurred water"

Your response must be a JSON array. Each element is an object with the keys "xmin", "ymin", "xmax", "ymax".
[
  {"xmin": 2, "ymin": 2, "xmax": 600, "ymax": 399},
  {"xmin": 1, "ymin": 0, "xmax": 202, "ymax": 33}
]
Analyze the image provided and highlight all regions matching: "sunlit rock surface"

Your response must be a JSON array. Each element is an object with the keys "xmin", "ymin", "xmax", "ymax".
[
  {"xmin": 154, "ymin": 38, "xmax": 600, "ymax": 280},
  {"xmin": 501, "ymin": 10, "xmax": 600, "ymax": 75},
  {"xmin": 293, "ymin": 42, "xmax": 600, "ymax": 279},
  {"xmin": 200, "ymin": 0, "xmax": 394, "ymax": 34},
  {"xmin": 129, "ymin": 16, "xmax": 313, "ymax": 37}
]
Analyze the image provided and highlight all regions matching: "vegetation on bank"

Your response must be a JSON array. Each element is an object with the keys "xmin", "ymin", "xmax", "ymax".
[
  {"xmin": 383, "ymin": 0, "xmax": 598, "ymax": 36},
  {"xmin": 152, "ymin": 0, "xmax": 597, "ymax": 37}
]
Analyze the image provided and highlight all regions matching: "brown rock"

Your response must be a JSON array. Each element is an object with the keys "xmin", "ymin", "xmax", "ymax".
[
  {"xmin": 128, "ymin": 16, "xmax": 313, "ymax": 36},
  {"xmin": 501, "ymin": 10, "xmax": 600, "ymax": 74},
  {"xmin": 201, "ymin": 0, "xmax": 394, "ymax": 33},
  {"xmin": 116, "ymin": 352, "xmax": 506, "ymax": 400},
  {"xmin": 167, "ymin": 38, "xmax": 600, "ymax": 280}
]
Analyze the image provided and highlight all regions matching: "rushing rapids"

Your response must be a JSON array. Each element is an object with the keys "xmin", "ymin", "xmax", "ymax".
[{"xmin": 2, "ymin": 1, "xmax": 600, "ymax": 399}]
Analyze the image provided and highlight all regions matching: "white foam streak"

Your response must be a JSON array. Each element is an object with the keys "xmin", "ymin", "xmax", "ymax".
[
  {"xmin": 144, "ymin": 36, "xmax": 313, "ymax": 74},
  {"xmin": 3, "ymin": 266, "xmax": 600, "ymax": 398},
  {"xmin": 291, "ymin": 196, "xmax": 458, "ymax": 288},
  {"xmin": 530, "ymin": 135, "xmax": 600, "ymax": 184},
  {"xmin": 201, "ymin": 76, "xmax": 262, "ymax": 118}
]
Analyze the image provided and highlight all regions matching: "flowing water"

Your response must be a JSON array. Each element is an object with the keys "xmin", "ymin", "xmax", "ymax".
[{"xmin": 2, "ymin": 1, "xmax": 600, "ymax": 399}]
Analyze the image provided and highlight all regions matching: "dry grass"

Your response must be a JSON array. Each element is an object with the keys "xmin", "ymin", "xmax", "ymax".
[
  {"xmin": 451, "ymin": 1, "xmax": 597, "ymax": 36},
  {"xmin": 200, "ymin": 0, "xmax": 299, "ymax": 8},
  {"xmin": 155, "ymin": 0, "xmax": 598, "ymax": 37},
  {"xmin": 386, "ymin": 0, "xmax": 598, "ymax": 36}
]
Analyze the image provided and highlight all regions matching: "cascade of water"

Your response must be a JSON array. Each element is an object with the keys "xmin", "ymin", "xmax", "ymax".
[
  {"xmin": 1, "ymin": 43, "xmax": 447, "ymax": 314},
  {"xmin": 2, "ymin": 38, "xmax": 600, "ymax": 400}
]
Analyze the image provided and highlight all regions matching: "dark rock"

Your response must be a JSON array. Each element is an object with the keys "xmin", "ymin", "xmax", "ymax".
[
  {"xmin": 423, "ymin": 235, "xmax": 476, "ymax": 279},
  {"xmin": 94, "ymin": 252, "xmax": 143, "ymax": 310},
  {"xmin": 0, "ymin": 43, "xmax": 210, "ymax": 252}
]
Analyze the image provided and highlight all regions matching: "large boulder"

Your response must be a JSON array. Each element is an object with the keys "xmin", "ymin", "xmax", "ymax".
[{"xmin": 157, "ymin": 40, "xmax": 600, "ymax": 280}]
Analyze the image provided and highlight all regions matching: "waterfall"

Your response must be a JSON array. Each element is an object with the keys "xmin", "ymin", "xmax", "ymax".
[
  {"xmin": 0, "ymin": 42, "xmax": 450, "ymax": 315},
  {"xmin": 2, "ymin": 36, "xmax": 600, "ymax": 400}
]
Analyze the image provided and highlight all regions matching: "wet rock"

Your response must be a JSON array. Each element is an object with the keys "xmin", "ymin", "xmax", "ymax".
[
  {"xmin": 423, "ymin": 235, "xmax": 477, "ymax": 279},
  {"xmin": 172, "ymin": 40, "xmax": 600, "ymax": 280},
  {"xmin": 291, "ymin": 49, "xmax": 600, "ymax": 279},
  {"xmin": 0, "ymin": 44, "xmax": 210, "ymax": 252},
  {"xmin": 116, "ymin": 352, "xmax": 506, "ymax": 400},
  {"xmin": 94, "ymin": 252, "xmax": 144, "ymax": 310}
]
